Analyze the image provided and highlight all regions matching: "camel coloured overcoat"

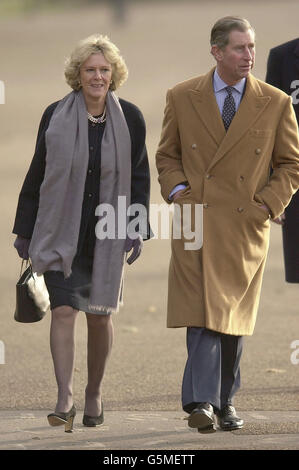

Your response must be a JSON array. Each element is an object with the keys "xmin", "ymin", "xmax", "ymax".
[{"xmin": 156, "ymin": 67, "xmax": 299, "ymax": 336}]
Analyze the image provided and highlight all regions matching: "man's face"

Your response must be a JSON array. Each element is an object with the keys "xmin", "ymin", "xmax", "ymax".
[{"xmin": 213, "ymin": 29, "xmax": 255, "ymax": 84}]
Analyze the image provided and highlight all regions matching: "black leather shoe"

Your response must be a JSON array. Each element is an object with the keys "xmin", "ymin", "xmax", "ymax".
[
  {"xmin": 83, "ymin": 402, "xmax": 104, "ymax": 427},
  {"xmin": 215, "ymin": 405, "xmax": 244, "ymax": 431},
  {"xmin": 188, "ymin": 402, "xmax": 216, "ymax": 434}
]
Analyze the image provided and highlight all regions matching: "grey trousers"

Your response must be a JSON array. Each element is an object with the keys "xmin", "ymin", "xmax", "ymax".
[{"xmin": 182, "ymin": 327, "xmax": 243, "ymax": 413}]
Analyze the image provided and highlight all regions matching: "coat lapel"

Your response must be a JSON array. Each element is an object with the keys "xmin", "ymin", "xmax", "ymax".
[
  {"xmin": 206, "ymin": 74, "xmax": 271, "ymax": 171},
  {"xmin": 188, "ymin": 69, "xmax": 272, "ymax": 171},
  {"xmin": 188, "ymin": 68, "xmax": 226, "ymax": 146}
]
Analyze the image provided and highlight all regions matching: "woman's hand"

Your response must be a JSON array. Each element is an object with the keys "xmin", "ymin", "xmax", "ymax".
[
  {"xmin": 14, "ymin": 236, "xmax": 31, "ymax": 260},
  {"xmin": 125, "ymin": 234, "xmax": 143, "ymax": 265}
]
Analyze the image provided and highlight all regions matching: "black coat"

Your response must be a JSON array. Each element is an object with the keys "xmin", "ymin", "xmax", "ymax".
[
  {"xmin": 13, "ymin": 97, "xmax": 152, "ymax": 253},
  {"xmin": 266, "ymin": 38, "xmax": 299, "ymax": 282}
]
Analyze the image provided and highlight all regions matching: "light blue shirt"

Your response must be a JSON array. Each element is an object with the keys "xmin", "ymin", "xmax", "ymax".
[
  {"xmin": 213, "ymin": 68, "xmax": 246, "ymax": 114},
  {"xmin": 169, "ymin": 69, "xmax": 246, "ymax": 200}
]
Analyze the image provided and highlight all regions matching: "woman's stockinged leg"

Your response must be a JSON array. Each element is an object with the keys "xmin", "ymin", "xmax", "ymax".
[
  {"xmin": 84, "ymin": 313, "xmax": 114, "ymax": 417},
  {"xmin": 50, "ymin": 306, "xmax": 79, "ymax": 413}
]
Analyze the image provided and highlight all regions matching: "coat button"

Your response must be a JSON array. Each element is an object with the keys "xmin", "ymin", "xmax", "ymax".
[
  {"xmin": 239, "ymin": 175, "xmax": 244, "ymax": 181},
  {"xmin": 255, "ymin": 148, "xmax": 261, "ymax": 155},
  {"xmin": 88, "ymin": 169, "xmax": 92, "ymax": 174},
  {"xmin": 191, "ymin": 143, "xmax": 197, "ymax": 149},
  {"xmin": 237, "ymin": 207, "xmax": 244, "ymax": 212},
  {"xmin": 88, "ymin": 193, "xmax": 92, "ymax": 198},
  {"xmin": 203, "ymin": 203, "xmax": 209, "ymax": 209},
  {"xmin": 90, "ymin": 146, "xmax": 94, "ymax": 151},
  {"xmin": 206, "ymin": 174, "xmax": 212, "ymax": 179}
]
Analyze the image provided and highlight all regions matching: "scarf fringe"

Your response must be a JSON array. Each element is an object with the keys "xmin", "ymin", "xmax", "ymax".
[{"xmin": 88, "ymin": 304, "xmax": 119, "ymax": 314}]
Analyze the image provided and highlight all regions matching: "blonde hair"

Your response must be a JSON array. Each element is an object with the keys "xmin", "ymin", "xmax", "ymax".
[
  {"xmin": 64, "ymin": 34, "xmax": 128, "ymax": 91},
  {"xmin": 210, "ymin": 16, "xmax": 255, "ymax": 49}
]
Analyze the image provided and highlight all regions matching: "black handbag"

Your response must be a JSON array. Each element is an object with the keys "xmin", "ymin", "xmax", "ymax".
[{"xmin": 14, "ymin": 260, "xmax": 50, "ymax": 323}]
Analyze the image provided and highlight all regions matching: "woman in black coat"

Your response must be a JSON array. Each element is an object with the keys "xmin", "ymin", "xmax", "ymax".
[
  {"xmin": 266, "ymin": 38, "xmax": 299, "ymax": 283},
  {"xmin": 13, "ymin": 34, "xmax": 151, "ymax": 431}
]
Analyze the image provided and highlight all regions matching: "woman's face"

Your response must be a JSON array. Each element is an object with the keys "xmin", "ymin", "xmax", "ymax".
[{"xmin": 79, "ymin": 52, "xmax": 113, "ymax": 102}]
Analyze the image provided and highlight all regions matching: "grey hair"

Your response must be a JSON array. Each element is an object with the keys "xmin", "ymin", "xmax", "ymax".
[{"xmin": 210, "ymin": 16, "xmax": 255, "ymax": 49}]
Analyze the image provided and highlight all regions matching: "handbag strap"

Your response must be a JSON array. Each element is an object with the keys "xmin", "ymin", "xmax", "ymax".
[{"xmin": 20, "ymin": 259, "xmax": 30, "ymax": 277}]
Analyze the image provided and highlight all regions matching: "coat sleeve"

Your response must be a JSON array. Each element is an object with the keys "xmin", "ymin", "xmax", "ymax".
[
  {"xmin": 155, "ymin": 89, "xmax": 188, "ymax": 203},
  {"xmin": 254, "ymin": 96, "xmax": 299, "ymax": 218},
  {"xmin": 12, "ymin": 104, "xmax": 55, "ymax": 238},
  {"xmin": 129, "ymin": 105, "xmax": 152, "ymax": 240}
]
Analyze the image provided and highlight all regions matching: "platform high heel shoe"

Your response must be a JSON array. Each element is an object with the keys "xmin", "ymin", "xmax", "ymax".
[{"xmin": 47, "ymin": 405, "xmax": 76, "ymax": 433}]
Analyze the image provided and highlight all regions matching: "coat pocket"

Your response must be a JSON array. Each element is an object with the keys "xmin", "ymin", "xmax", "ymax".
[
  {"xmin": 249, "ymin": 129, "xmax": 272, "ymax": 138},
  {"xmin": 172, "ymin": 185, "xmax": 192, "ymax": 200},
  {"xmin": 249, "ymin": 201, "xmax": 271, "ymax": 222}
]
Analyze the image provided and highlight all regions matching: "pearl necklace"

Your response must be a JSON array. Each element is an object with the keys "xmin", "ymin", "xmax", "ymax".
[{"xmin": 87, "ymin": 107, "xmax": 106, "ymax": 124}]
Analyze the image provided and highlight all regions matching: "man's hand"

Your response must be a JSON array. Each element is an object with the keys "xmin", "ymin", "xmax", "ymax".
[
  {"xmin": 172, "ymin": 189, "xmax": 186, "ymax": 201},
  {"xmin": 272, "ymin": 212, "xmax": 286, "ymax": 225},
  {"xmin": 14, "ymin": 236, "xmax": 31, "ymax": 260},
  {"xmin": 259, "ymin": 204, "xmax": 270, "ymax": 214},
  {"xmin": 260, "ymin": 204, "xmax": 285, "ymax": 225},
  {"xmin": 125, "ymin": 234, "xmax": 143, "ymax": 265}
]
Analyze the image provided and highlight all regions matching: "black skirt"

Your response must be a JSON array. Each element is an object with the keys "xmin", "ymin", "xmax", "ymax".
[
  {"xmin": 43, "ymin": 225, "xmax": 109, "ymax": 314},
  {"xmin": 43, "ymin": 252, "xmax": 97, "ymax": 314}
]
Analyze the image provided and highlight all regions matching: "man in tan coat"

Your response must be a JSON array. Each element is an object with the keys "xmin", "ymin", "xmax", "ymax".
[{"xmin": 156, "ymin": 16, "xmax": 299, "ymax": 433}]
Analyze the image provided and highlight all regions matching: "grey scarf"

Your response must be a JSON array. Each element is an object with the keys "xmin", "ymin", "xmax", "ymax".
[{"xmin": 29, "ymin": 89, "xmax": 131, "ymax": 313}]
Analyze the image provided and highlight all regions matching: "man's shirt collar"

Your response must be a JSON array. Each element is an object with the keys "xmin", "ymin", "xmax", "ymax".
[{"xmin": 213, "ymin": 68, "xmax": 246, "ymax": 95}]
